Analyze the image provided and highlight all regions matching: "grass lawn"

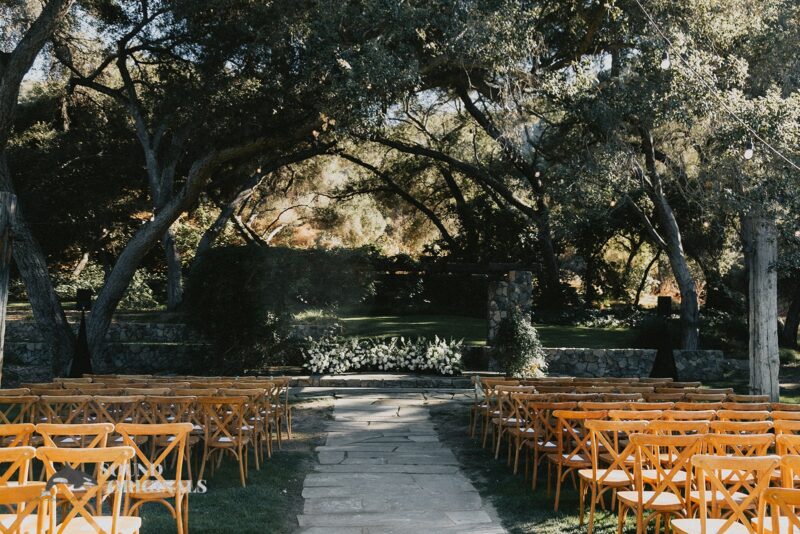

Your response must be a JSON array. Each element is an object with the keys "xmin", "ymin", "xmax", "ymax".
[
  {"xmin": 429, "ymin": 402, "xmax": 631, "ymax": 534},
  {"xmin": 139, "ymin": 398, "xmax": 331, "ymax": 533},
  {"xmin": 339, "ymin": 314, "xmax": 637, "ymax": 349}
]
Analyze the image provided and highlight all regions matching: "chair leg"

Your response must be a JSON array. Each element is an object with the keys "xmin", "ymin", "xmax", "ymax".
[
  {"xmin": 198, "ymin": 446, "xmax": 209, "ymax": 484},
  {"xmin": 553, "ymin": 464, "xmax": 563, "ymax": 511},
  {"xmin": 579, "ymin": 479, "xmax": 586, "ymax": 526},
  {"xmin": 588, "ymin": 485, "xmax": 598, "ymax": 534},
  {"xmin": 617, "ymin": 503, "xmax": 626, "ymax": 534},
  {"xmin": 238, "ymin": 447, "xmax": 246, "ymax": 487}
]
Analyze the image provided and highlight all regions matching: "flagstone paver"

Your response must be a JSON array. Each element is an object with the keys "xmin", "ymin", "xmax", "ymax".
[{"xmin": 297, "ymin": 394, "xmax": 505, "ymax": 534}]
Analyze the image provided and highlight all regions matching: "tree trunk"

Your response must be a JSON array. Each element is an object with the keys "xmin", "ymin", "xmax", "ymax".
[
  {"xmin": 742, "ymin": 215, "xmax": 780, "ymax": 401},
  {"xmin": 162, "ymin": 226, "xmax": 183, "ymax": 311},
  {"xmin": 780, "ymin": 285, "xmax": 800, "ymax": 348},
  {"xmin": 0, "ymin": 153, "xmax": 75, "ymax": 376},
  {"xmin": 0, "ymin": 192, "xmax": 16, "ymax": 384},
  {"xmin": 634, "ymin": 251, "xmax": 661, "ymax": 307},
  {"xmin": 535, "ymin": 200, "xmax": 562, "ymax": 303}
]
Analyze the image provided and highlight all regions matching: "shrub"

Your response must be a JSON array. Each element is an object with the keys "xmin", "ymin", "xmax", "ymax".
[
  {"xmin": 303, "ymin": 336, "xmax": 463, "ymax": 375},
  {"xmin": 53, "ymin": 263, "xmax": 159, "ymax": 310},
  {"xmin": 491, "ymin": 310, "xmax": 547, "ymax": 378}
]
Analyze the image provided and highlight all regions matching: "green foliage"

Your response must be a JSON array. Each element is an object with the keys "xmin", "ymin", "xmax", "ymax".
[
  {"xmin": 491, "ymin": 310, "xmax": 547, "ymax": 378},
  {"xmin": 53, "ymin": 264, "xmax": 160, "ymax": 310},
  {"xmin": 185, "ymin": 245, "xmax": 376, "ymax": 374}
]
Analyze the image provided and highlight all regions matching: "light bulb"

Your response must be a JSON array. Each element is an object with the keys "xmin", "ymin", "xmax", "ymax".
[
  {"xmin": 703, "ymin": 221, "xmax": 710, "ymax": 229},
  {"xmin": 534, "ymin": 171, "xmax": 541, "ymax": 178},
  {"xmin": 660, "ymin": 51, "xmax": 671, "ymax": 70},
  {"xmin": 743, "ymin": 138, "xmax": 754, "ymax": 160}
]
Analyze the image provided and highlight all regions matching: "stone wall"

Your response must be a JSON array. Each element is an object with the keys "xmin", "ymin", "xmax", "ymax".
[
  {"xmin": 487, "ymin": 270, "xmax": 533, "ymax": 341},
  {"xmin": 543, "ymin": 347, "xmax": 744, "ymax": 381}
]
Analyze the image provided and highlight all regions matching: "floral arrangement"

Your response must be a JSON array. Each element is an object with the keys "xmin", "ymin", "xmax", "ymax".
[{"xmin": 303, "ymin": 335, "xmax": 463, "ymax": 375}]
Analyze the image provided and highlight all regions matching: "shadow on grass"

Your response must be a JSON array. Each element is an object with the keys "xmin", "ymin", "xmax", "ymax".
[
  {"xmin": 140, "ymin": 399, "xmax": 332, "ymax": 533},
  {"xmin": 429, "ymin": 402, "xmax": 634, "ymax": 534}
]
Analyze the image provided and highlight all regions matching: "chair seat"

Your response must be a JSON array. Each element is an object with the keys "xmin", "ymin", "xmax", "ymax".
[
  {"xmin": 55, "ymin": 515, "xmax": 142, "ymax": 534},
  {"xmin": 127, "ymin": 479, "xmax": 192, "ymax": 499},
  {"xmin": 689, "ymin": 490, "xmax": 748, "ymax": 505},
  {"xmin": 0, "ymin": 514, "xmax": 42, "ymax": 534},
  {"xmin": 617, "ymin": 490, "xmax": 683, "ymax": 511},
  {"xmin": 751, "ymin": 516, "xmax": 800, "ymax": 533},
  {"xmin": 672, "ymin": 518, "xmax": 750, "ymax": 534},
  {"xmin": 642, "ymin": 469, "xmax": 688, "ymax": 484},
  {"xmin": 578, "ymin": 468, "xmax": 632, "ymax": 486}
]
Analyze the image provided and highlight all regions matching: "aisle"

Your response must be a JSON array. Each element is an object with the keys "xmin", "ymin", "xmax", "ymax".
[{"xmin": 297, "ymin": 393, "xmax": 506, "ymax": 533}]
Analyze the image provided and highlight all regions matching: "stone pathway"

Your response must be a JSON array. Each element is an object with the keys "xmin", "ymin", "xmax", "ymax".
[{"xmin": 297, "ymin": 393, "xmax": 505, "ymax": 534}]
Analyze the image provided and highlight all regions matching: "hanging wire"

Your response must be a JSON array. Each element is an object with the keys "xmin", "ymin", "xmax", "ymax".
[{"xmin": 632, "ymin": 0, "xmax": 800, "ymax": 173}]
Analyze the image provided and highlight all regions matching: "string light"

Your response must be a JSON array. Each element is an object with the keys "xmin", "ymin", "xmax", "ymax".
[
  {"xmin": 703, "ymin": 221, "xmax": 710, "ymax": 229},
  {"xmin": 660, "ymin": 51, "xmax": 671, "ymax": 70},
  {"xmin": 632, "ymin": 0, "xmax": 800, "ymax": 173},
  {"xmin": 743, "ymin": 138, "xmax": 754, "ymax": 160}
]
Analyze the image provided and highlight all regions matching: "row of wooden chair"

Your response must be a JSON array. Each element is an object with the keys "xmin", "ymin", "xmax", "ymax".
[
  {"xmin": 7, "ymin": 375, "xmax": 295, "ymax": 440},
  {"xmin": 0, "ymin": 393, "xmax": 282, "ymax": 488},
  {"xmin": 468, "ymin": 384, "xmax": 800, "ymax": 534},
  {"xmin": 1, "ymin": 422, "xmax": 192, "ymax": 534}
]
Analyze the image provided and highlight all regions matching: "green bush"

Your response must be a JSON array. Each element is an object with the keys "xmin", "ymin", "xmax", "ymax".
[
  {"xmin": 491, "ymin": 310, "xmax": 547, "ymax": 377},
  {"xmin": 53, "ymin": 263, "xmax": 159, "ymax": 310}
]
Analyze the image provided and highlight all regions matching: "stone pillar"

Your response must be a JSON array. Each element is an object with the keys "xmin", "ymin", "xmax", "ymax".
[{"xmin": 487, "ymin": 270, "xmax": 533, "ymax": 341}]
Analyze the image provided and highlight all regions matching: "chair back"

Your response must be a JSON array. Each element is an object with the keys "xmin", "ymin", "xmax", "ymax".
[
  {"xmin": 36, "ymin": 422, "xmax": 114, "ymax": 448},
  {"xmin": 762, "ymin": 487, "xmax": 800, "ymax": 534},
  {"xmin": 776, "ymin": 434, "xmax": 800, "ymax": 456},
  {"xmin": 692, "ymin": 454, "xmax": 779, "ymax": 534},
  {"xmin": 198, "ymin": 396, "xmax": 249, "ymax": 446},
  {"xmin": 607, "ymin": 409, "xmax": 662, "ymax": 421},
  {"xmin": 36, "ymin": 395, "xmax": 92, "ymax": 425},
  {"xmin": 709, "ymin": 421, "xmax": 773, "ymax": 434},
  {"xmin": 775, "ymin": 420, "xmax": 800, "ymax": 435},
  {"xmin": 779, "ymin": 455, "xmax": 800, "ymax": 488},
  {"xmin": 705, "ymin": 433, "xmax": 774, "ymax": 456},
  {"xmin": 0, "ymin": 482, "xmax": 49, "ymax": 534},
  {"xmin": 647, "ymin": 420, "xmax": 710, "ymax": 435},
  {"xmin": 36, "ymin": 446, "xmax": 135, "ymax": 534},
  {"xmin": 772, "ymin": 411, "xmax": 800, "ymax": 422},
  {"xmin": 663, "ymin": 409, "xmax": 716, "ymax": 421},
  {"xmin": 0, "ymin": 422, "xmax": 35, "ymax": 447},
  {"xmin": 716, "ymin": 410, "xmax": 770, "ymax": 422},
  {"xmin": 0, "ymin": 395, "xmax": 37, "ymax": 425},
  {"xmin": 0, "ymin": 445, "xmax": 36, "ymax": 485},
  {"xmin": 629, "ymin": 402, "xmax": 674, "ymax": 411},
  {"xmin": 630, "ymin": 433, "xmax": 702, "ymax": 516},
  {"xmin": 91, "ymin": 395, "xmax": 144, "ymax": 425},
  {"xmin": 115, "ymin": 423, "xmax": 192, "ymax": 497},
  {"xmin": 585, "ymin": 420, "xmax": 648, "ymax": 486},
  {"xmin": 552, "ymin": 409, "xmax": 606, "ymax": 466}
]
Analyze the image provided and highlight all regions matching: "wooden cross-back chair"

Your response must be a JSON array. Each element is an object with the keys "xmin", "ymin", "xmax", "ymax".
[
  {"xmin": 663, "ymin": 410, "xmax": 717, "ymax": 421},
  {"xmin": 686, "ymin": 393, "xmax": 728, "ymax": 403},
  {"xmin": 728, "ymin": 394, "xmax": 770, "ymax": 403},
  {"xmin": 36, "ymin": 422, "xmax": 114, "ymax": 453},
  {"xmin": 117, "ymin": 422, "xmax": 192, "ymax": 534},
  {"xmin": 629, "ymin": 402, "xmax": 674, "ymax": 411},
  {"xmin": 710, "ymin": 421, "xmax": 774, "ymax": 435},
  {"xmin": 721, "ymin": 402, "xmax": 771, "ymax": 411},
  {"xmin": 142, "ymin": 396, "xmax": 199, "ymax": 477},
  {"xmin": 268, "ymin": 377, "xmax": 294, "ymax": 440},
  {"xmin": 693, "ymin": 434, "xmax": 776, "ymax": 517},
  {"xmin": 0, "ymin": 395, "xmax": 37, "ymax": 427},
  {"xmin": 197, "ymin": 396, "xmax": 251, "ymax": 487},
  {"xmin": 549, "ymin": 409, "xmax": 607, "ymax": 511},
  {"xmin": 645, "ymin": 393, "xmax": 686, "ymax": 402},
  {"xmin": 482, "ymin": 384, "xmax": 536, "ymax": 450},
  {"xmin": 647, "ymin": 421, "xmax": 710, "ymax": 450},
  {"xmin": 760, "ymin": 486, "xmax": 800, "ymax": 534},
  {"xmin": 36, "ymin": 395, "xmax": 92, "ymax": 426},
  {"xmin": 775, "ymin": 420, "xmax": 800, "ymax": 436},
  {"xmin": 580, "ymin": 420, "xmax": 649, "ymax": 534},
  {"xmin": 772, "ymin": 411, "xmax": 800, "ymax": 422},
  {"xmin": 220, "ymin": 388, "xmax": 270, "ymax": 466},
  {"xmin": 607, "ymin": 409, "xmax": 663, "ymax": 422},
  {"xmin": 36, "ymin": 446, "xmax": 140, "ymax": 534},
  {"xmin": 490, "ymin": 386, "xmax": 536, "ymax": 458},
  {"xmin": 0, "ymin": 445, "xmax": 36, "ymax": 486},
  {"xmin": 0, "ymin": 423, "xmax": 35, "ymax": 448},
  {"xmin": 0, "ymin": 388, "xmax": 31, "ymax": 396},
  {"xmin": 617, "ymin": 433, "xmax": 703, "ymax": 534},
  {"xmin": 505, "ymin": 393, "xmax": 548, "ymax": 475},
  {"xmin": 0, "ymin": 481, "xmax": 51, "ymax": 534},
  {"xmin": 717, "ymin": 410, "xmax": 771, "ymax": 422},
  {"xmin": 578, "ymin": 401, "xmax": 629, "ymax": 411},
  {"xmin": 529, "ymin": 401, "xmax": 577, "ymax": 491},
  {"xmin": 674, "ymin": 401, "xmax": 723, "ymax": 412},
  {"xmin": 478, "ymin": 382, "xmax": 524, "ymax": 448},
  {"xmin": 672, "ymin": 455, "xmax": 780, "ymax": 534}
]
